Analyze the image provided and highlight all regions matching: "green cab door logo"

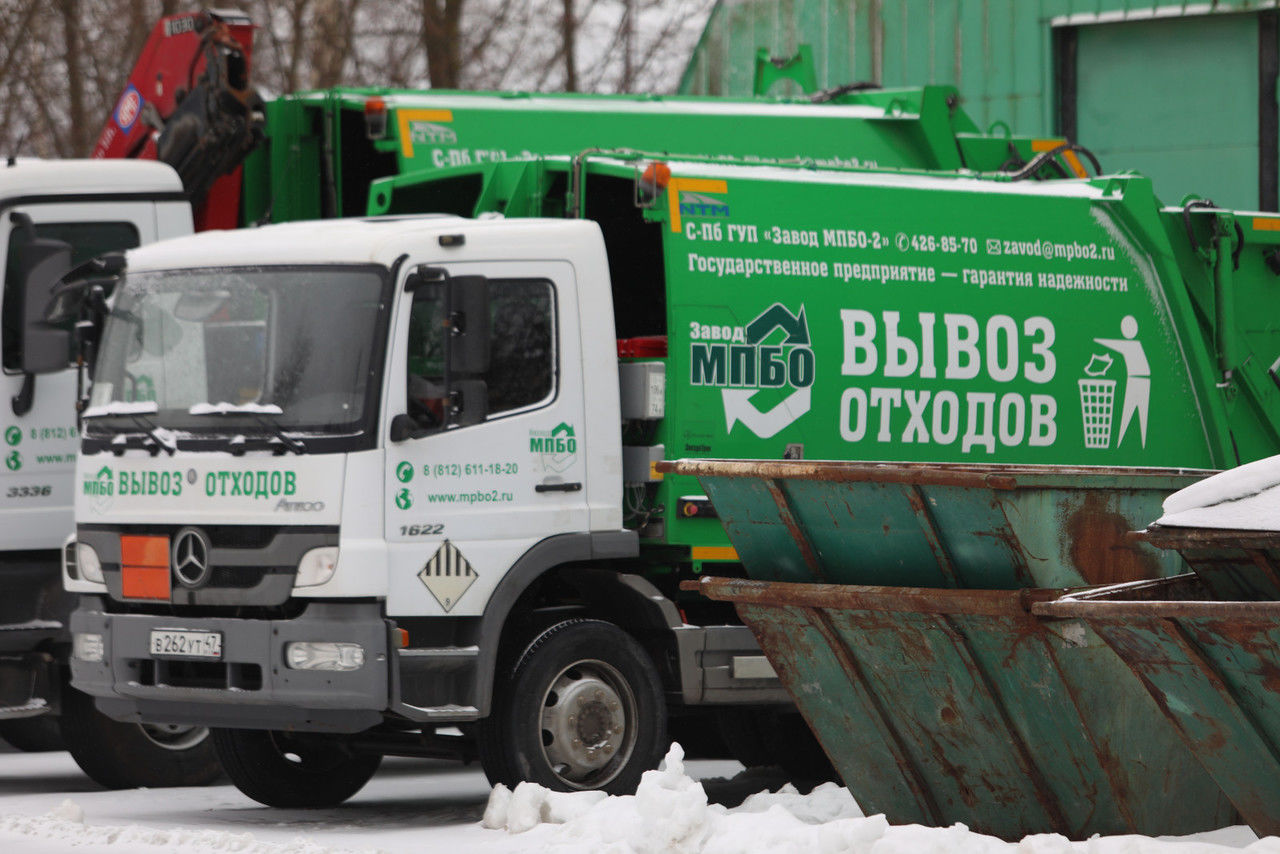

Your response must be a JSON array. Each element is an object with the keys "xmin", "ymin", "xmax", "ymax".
[{"xmin": 529, "ymin": 423, "xmax": 578, "ymax": 473}]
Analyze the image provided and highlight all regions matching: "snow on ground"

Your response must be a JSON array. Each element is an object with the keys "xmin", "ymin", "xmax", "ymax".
[{"xmin": 0, "ymin": 743, "xmax": 1269, "ymax": 854}]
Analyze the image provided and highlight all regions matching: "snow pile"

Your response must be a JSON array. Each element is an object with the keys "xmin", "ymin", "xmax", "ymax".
[
  {"xmin": 482, "ymin": 745, "xmax": 1279, "ymax": 854},
  {"xmin": 483, "ymin": 744, "xmax": 869, "ymax": 853},
  {"xmin": 0, "ymin": 799, "xmax": 380, "ymax": 854},
  {"xmin": 1157, "ymin": 454, "xmax": 1280, "ymax": 531}
]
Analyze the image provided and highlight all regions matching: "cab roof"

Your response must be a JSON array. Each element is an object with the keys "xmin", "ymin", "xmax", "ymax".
[
  {"xmin": 0, "ymin": 159, "xmax": 183, "ymax": 198},
  {"xmin": 124, "ymin": 214, "xmax": 602, "ymax": 272}
]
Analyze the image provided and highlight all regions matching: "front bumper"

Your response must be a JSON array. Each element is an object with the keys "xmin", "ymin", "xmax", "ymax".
[{"xmin": 70, "ymin": 597, "xmax": 390, "ymax": 733}]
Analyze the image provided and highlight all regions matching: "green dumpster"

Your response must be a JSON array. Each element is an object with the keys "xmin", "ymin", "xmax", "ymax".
[
  {"xmin": 665, "ymin": 460, "xmax": 1210, "ymax": 589},
  {"xmin": 664, "ymin": 458, "xmax": 1234, "ymax": 838},
  {"xmin": 691, "ymin": 575, "xmax": 1236, "ymax": 839},
  {"xmin": 1037, "ymin": 572, "xmax": 1280, "ymax": 837}
]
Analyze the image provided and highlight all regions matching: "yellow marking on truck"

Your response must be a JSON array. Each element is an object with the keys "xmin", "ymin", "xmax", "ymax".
[
  {"xmin": 667, "ymin": 177, "xmax": 729, "ymax": 233},
  {"xmin": 1253, "ymin": 217, "xmax": 1280, "ymax": 232},
  {"xmin": 692, "ymin": 546, "xmax": 739, "ymax": 562},
  {"xmin": 397, "ymin": 109, "xmax": 455, "ymax": 158}
]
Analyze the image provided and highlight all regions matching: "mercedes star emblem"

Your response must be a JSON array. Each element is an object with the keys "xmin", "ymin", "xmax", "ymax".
[{"xmin": 171, "ymin": 528, "xmax": 211, "ymax": 589}]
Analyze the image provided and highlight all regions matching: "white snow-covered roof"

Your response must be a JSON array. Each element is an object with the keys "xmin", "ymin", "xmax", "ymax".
[
  {"xmin": 123, "ymin": 214, "xmax": 601, "ymax": 271},
  {"xmin": 0, "ymin": 159, "xmax": 183, "ymax": 198},
  {"xmin": 376, "ymin": 90, "xmax": 891, "ymax": 121},
  {"xmin": 1157, "ymin": 453, "xmax": 1280, "ymax": 530}
]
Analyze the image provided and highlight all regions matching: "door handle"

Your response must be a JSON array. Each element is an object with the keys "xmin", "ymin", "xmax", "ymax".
[{"xmin": 535, "ymin": 482, "xmax": 582, "ymax": 493}]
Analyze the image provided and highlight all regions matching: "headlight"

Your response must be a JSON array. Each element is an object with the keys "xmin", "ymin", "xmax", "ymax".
[
  {"xmin": 294, "ymin": 546, "xmax": 338, "ymax": 588},
  {"xmin": 76, "ymin": 543, "xmax": 104, "ymax": 583},
  {"xmin": 285, "ymin": 642, "xmax": 365, "ymax": 671}
]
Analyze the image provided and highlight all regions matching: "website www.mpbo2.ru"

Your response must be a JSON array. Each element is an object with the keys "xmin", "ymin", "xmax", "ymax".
[
  {"xmin": 425, "ymin": 489, "xmax": 515, "ymax": 505},
  {"xmin": 35, "ymin": 454, "xmax": 75, "ymax": 464}
]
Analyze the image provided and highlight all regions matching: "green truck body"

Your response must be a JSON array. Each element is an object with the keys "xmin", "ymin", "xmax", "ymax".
[
  {"xmin": 371, "ymin": 153, "xmax": 1280, "ymax": 560},
  {"xmin": 245, "ymin": 85, "xmax": 1066, "ymax": 226}
]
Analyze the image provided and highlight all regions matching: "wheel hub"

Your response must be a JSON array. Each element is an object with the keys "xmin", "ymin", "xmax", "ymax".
[
  {"xmin": 539, "ymin": 661, "xmax": 636, "ymax": 787},
  {"xmin": 138, "ymin": 723, "xmax": 209, "ymax": 752}
]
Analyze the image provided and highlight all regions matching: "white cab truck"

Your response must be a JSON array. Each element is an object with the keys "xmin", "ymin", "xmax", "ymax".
[
  {"xmin": 61, "ymin": 212, "xmax": 798, "ymax": 807},
  {"xmin": 0, "ymin": 158, "xmax": 222, "ymax": 787}
]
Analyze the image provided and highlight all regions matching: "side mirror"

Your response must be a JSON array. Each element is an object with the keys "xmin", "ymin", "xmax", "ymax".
[
  {"xmin": 10, "ymin": 215, "xmax": 72, "ymax": 375},
  {"xmin": 447, "ymin": 276, "xmax": 490, "ymax": 375},
  {"xmin": 389, "ymin": 413, "xmax": 424, "ymax": 443}
]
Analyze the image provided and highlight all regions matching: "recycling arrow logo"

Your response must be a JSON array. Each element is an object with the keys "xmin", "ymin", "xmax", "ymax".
[{"xmin": 690, "ymin": 302, "xmax": 815, "ymax": 440}]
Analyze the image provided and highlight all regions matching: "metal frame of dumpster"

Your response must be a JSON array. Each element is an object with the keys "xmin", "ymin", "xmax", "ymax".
[
  {"xmin": 1136, "ymin": 525, "xmax": 1280, "ymax": 599},
  {"xmin": 1037, "ymin": 573, "xmax": 1280, "ymax": 837},
  {"xmin": 663, "ymin": 460, "xmax": 1210, "ymax": 589},
  {"xmin": 692, "ymin": 575, "xmax": 1236, "ymax": 840}
]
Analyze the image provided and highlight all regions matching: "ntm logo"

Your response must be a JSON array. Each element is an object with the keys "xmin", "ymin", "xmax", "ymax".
[
  {"xmin": 397, "ymin": 108, "xmax": 455, "ymax": 158},
  {"xmin": 666, "ymin": 177, "xmax": 729, "ymax": 233},
  {"xmin": 679, "ymin": 192, "xmax": 730, "ymax": 220}
]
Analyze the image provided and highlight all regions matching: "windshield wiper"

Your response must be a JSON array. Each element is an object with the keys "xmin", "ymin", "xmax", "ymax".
[
  {"xmin": 188, "ymin": 404, "xmax": 304, "ymax": 455},
  {"xmin": 80, "ymin": 403, "xmax": 175, "ymax": 456},
  {"xmin": 129, "ymin": 413, "xmax": 176, "ymax": 456},
  {"xmin": 248, "ymin": 414, "xmax": 305, "ymax": 455}
]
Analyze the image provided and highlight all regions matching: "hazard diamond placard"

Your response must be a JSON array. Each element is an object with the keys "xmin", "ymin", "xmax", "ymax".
[{"xmin": 417, "ymin": 540, "xmax": 477, "ymax": 613}]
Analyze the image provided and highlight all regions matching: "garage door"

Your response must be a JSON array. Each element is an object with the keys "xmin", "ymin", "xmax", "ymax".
[{"xmin": 1063, "ymin": 12, "xmax": 1275, "ymax": 211}]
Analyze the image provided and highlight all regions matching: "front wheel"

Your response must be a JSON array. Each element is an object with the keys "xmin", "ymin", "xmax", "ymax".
[
  {"xmin": 59, "ymin": 685, "xmax": 221, "ymax": 788},
  {"xmin": 212, "ymin": 728, "xmax": 381, "ymax": 808},
  {"xmin": 479, "ymin": 619, "xmax": 667, "ymax": 794}
]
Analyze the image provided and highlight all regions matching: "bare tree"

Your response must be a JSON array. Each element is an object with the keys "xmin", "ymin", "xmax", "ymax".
[
  {"xmin": 420, "ymin": 0, "xmax": 464, "ymax": 88},
  {"xmin": 0, "ymin": 0, "xmax": 715, "ymax": 161}
]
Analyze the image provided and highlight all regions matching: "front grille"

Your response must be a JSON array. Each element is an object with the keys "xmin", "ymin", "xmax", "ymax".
[
  {"xmin": 133, "ymin": 658, "xmax": 262, "ymax": 691},
  {"xmin": 78, "ymin": 524, "xmax": 338, "ymax": 608}
]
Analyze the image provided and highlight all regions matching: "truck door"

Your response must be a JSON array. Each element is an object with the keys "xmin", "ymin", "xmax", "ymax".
[
  {"xmin": 0, "ymin": 201, "xmax": 162, "ymax": 550},
  {"xmin": 384, "ymin": 261, "xmax": 589, "ymax": 618}
]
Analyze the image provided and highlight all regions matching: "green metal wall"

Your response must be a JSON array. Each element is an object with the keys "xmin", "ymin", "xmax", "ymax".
[{"xmin": 679, "ymin": 1, "xmax": 1279, "ymax": 209}]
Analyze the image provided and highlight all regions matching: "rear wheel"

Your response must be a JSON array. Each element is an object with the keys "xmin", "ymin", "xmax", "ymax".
[
  {"xmin": 59, "ymin": 686, "xmax": 221, "ymax": 788},
  {"xmin": 478, "ymin": 619, "xmax": 666, "ymax": 794},
  {"xmin": 212, "ymin": 728, "xmax": 381, "ymax": 808}
]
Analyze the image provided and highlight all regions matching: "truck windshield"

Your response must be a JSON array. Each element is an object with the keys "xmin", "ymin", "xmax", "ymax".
[{"xmin": 86, "ymin": 266, "xmax": 387, "ymax": 437}]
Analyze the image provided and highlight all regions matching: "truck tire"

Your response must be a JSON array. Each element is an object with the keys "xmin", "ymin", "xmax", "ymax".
[
  {"xmin": 0, "ymin": 714, "xmax": 63, "ymax": 752},
  {"xmin": 59, "ymin": 686, "xmax": 221, "ymax": 788},
  {"xmin": 212, "ymin": 728, "xmax": 381, "ymax": 808},
  {"xmin": 480, "ymin": 619, "xmax": 666, "ymax": 794}
]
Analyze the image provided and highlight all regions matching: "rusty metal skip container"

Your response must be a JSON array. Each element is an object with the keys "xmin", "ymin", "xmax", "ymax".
[{"xmin": 665, "ymin": 459, "xmax": 1237, "ymax": 839}]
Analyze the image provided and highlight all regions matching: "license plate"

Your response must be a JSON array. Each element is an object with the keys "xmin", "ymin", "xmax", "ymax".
[{"xmin": 149, "ymin": 629, "xmax": 222, "ymax": 659}]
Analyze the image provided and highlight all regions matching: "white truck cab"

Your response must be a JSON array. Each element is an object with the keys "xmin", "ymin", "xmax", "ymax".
[
  {"xmin": 67, "ymin": 214, "xmax": 777, "ymax": 805},
  {"xmin": 0, "ymin": 158, "xmax": 223, "ymax": 788}
]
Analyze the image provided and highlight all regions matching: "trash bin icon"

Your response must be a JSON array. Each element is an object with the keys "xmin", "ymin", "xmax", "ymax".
[{"xmin": 1078, "ymin": 377, "xmax": 1116, "ymax": 449}]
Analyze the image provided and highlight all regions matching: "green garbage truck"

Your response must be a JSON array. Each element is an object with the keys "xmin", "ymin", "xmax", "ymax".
[
  {"xmin": 44, "ymin": 142, "xmax": 1280, "ymax": 807},
  {"xmin": 247, "ymin": 82, "xmax": 1070, "ymax": 225}
]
